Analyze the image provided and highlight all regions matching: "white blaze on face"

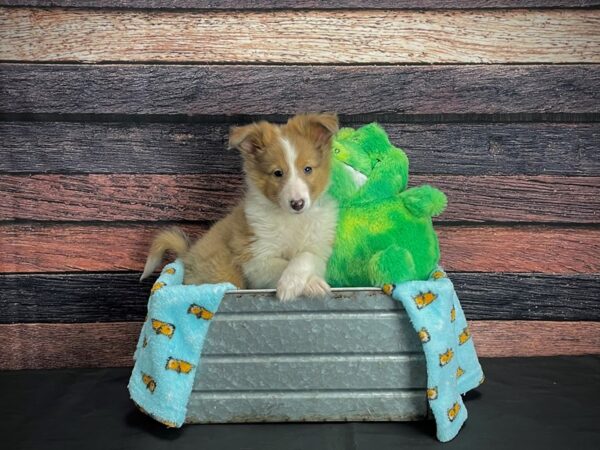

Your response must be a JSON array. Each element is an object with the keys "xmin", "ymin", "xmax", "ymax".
[{"xmin": 279, "ymin": 137, "xmax": 310, "ymax": 213}]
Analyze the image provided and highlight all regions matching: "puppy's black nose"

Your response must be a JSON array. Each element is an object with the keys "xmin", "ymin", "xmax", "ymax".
[{"xmin": 290, "ymin": 199, "xmax": 305, "ymax": 211}]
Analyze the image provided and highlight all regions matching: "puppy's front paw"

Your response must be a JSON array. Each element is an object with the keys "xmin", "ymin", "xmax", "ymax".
[
  {"xmin": 302, "ymin": 275, "xmax": 331, "ymax": 298},
  {"xmin": 276, "ymin": 275, "xmax": 306, "ymax": 302}
]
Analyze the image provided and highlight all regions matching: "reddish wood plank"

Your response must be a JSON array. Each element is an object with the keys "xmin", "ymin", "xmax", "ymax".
[
  {"xmin": 439, "ymin": 226, "xmax": 600, "ymax": 273},
  {"xmin": 1, "ymin": 224, "xmax": 598, "ymax": 274},
  {"xmin": 0, "ymin": 175, "xmax": 598, "ymax": 223},
  {"xmin": 2, "ymin": 321, "xmax": 598, "ymax": 369},
  {"xmin": 469, "ymin": 321, "xmax": 600, "ymax": 358},
  {"xmin": 1, "ymin": 322, "xmax": 142, "ymax": 370},
  {"xmin": 0, "ymin": 223, "xmax": 206, "ymax": 273},
  {"xmin": 2, "ymin": 1, "xmax": 598, "ymax": 9},
  {"xmin": 0, "ymin": 174, "xmax": 243, "ymax": 222},
  {"xmin": 430, "ymin": 175, "xmax": 600, "ymax": 224}
]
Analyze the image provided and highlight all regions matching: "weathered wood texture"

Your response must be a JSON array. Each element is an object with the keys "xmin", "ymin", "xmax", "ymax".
[
  {"xmin": 3, "ymin": 320, "xmax": 599, "ymax": 370},
  {"xmin": 1, "ymin": 2, "xmax": 599, "ymax": 367},
  {"xmin": 470, "ymin": 321, "xmax": 600, "ymax": 357},
  {"xmin": 439, "ymin": 227, "xmax": 600, "ymax": 273},
  {"xmin": 1, "ymin": 272, "xmax": 598, "ymax": 323},
  {"xmin": 1, "ymin": 9, "xmax": 599, "ymax": 63},
  {"xmin": 0, "ymin": 223, "xmax": 205, "ymax": 273},
  {"xmin": 2, "ymin": 64, "xmax": 599, "ymax": 115},
  {"xmin": 2, "ymin": 121, "xmax": 599, "ymax": 176},
  {"xmin": 2, "ymin": 1, "xmax": 598, "ymax": 9},
  {"xmin": 1, "ymin": 174, "xmax": 598, "ymax": 223},
  {"xmin": 429, "ymin": 176, "xmax": 600, "ymax": 224},
  {"xmin": 1, "ymin": 322, "xmax": 142, "ymax": 370},
  {"xmin": 2, "ymin": 224, "xmax": 599, "ymax": 274}
]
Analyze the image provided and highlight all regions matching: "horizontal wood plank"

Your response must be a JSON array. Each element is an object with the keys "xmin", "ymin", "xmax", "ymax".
[
  {"xmin": 2, "ymin": 64, "xmax": 599, "ymax": 115},
  {"xmin": 2, "ymin": 121, "xmax": 599, "ymax": 176},
  {"xmin": 0, "ymin": 121, "xmax": 237, "ymax": 175},
  {"xmin": 2, "ymin": 1, "xmax": 598, "ymax": 10},
  {"xmin": 0, "ymin": 272, "xmax": 598, "ymax": 323},
  {"xmin": 430, "ymin": 176, "xmax": 600, "ymax": 224},
  {"xmin": 3, "ymin": 320, "xmax": 598, "ymax": 369},
  {"xmin": 1, "ymin": 9, "xmax": 599, "ymax": 63},
  {"xmin": 0, "ymin": 174, "xmax": 598, "ymax": 223},
  {"xmin": 438, "ymin": 227, "xmax": 600, "ymax": 274},
  {"xmin": 0, "ymin": 174, "xmax": 244, "ymax": 222},
  {"xmin": 2, "ymin": 224, "xmax": 599, "ymax": 274},
  {"xmin": 471, "ymin": 321, "xmax": 600, "ymax": 358},
  {"xmin": 0, "ymin": 223, "xmax": 207, "ymax": 273},
  {"xmin": 1, "ymin": 322, "xmax": 142, "ymax": 370}
]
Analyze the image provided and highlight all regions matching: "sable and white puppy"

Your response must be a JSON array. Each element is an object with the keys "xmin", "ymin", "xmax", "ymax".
[{"xmin": 141, "ymin": 113, "xmax": 339, "ymax": 301}]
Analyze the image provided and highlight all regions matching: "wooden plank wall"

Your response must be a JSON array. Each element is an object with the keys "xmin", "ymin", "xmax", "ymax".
[{"xmin": 0, "ymin": 1, "xmax": 599, "ymax": 370}]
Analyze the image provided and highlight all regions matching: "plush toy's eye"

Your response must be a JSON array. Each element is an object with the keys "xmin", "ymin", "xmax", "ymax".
[
  {"xmin": 334, "ymin": 148, "xmax": 340, "ymax": 154},
  {"xmin": 273, "ymin": 169, "xmax": 284, "ymax": 177},
  {"xmin": 304, "ymin": 166, "xmax": 313, "ymax": 174}
]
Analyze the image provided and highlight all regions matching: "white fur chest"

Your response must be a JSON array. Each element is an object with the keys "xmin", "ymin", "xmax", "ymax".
[{"xmin": 245, "ymin": 189, "xmax": 337, "ymax": 261}]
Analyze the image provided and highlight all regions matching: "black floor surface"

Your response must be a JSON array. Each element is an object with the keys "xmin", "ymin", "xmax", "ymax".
[{"xmin": 1, "ymin": 356, "xmax": 599, "ymax": 450}]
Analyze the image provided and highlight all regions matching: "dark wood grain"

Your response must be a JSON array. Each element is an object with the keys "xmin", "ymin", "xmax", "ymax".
[
  {"xmin": 3, "ymin": 319, "xmax": 598, "ymax": 369},
  {"xmin": 0, "ymin": 121, "xmax": 238, "ymax": 174},
  {"xmin": 1, "ymin": 272, "xmax": 598, "ymax": 323},
  {"xmin": 1, "ymin": 174, "xmax": 598, "ymax": 223},
  {"xmin": 2, "ymin": 1, "xmax": 597, "ymax": 9},
  {"xmin": 2, "ymin": 65, "xmax": 599, "ymax": 115},
  {"xmin": 2, "ymin": 121, "xmax": 599, "ymax": 176},
  {"xmin": 2, "ymin": 224, "xmax": 599, "ymax": 274}
]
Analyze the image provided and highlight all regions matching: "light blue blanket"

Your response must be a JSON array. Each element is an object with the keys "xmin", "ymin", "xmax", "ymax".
[
  {"xmin": 128, "ymin": 260, "xmax": 234, "ymax": 427},
  {"xmin": 385, "ymin": 268, "xmax": 484, "ymax": 442},
  {"xmin": 129, "ymin": 262, "xmax": 483, "ymax": 442}
]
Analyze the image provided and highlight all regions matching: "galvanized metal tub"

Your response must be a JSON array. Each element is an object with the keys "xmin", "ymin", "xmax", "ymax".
[{"xmin": 186, "ymin": 288, "xmax": 427, "ymax": 423}]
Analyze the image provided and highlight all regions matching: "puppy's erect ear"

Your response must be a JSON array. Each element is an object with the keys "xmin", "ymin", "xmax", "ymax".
[
  {"xmin": 287, "ymin": 113, "xmax": 339, "ymax": 151},
  {"xmin": 228, "ymin": 122, "xmax": 275, "ymax": 157}
]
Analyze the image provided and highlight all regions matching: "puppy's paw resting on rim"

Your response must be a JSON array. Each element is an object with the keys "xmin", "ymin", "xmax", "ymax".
[
  {"xmin": 302, "ymin": 275, "xmax": 331, "ymax": 298},
  {"xmin": 276, "ymin": 272, "xmax": 306, "ymax": 302},
  {"xmin": 276, "ymin": 273, "xmax": 331, "ymax": 301}
]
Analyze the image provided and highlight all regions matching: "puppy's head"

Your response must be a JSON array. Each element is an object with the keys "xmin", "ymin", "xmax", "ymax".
[{"xmin": 229, "ymin": 113, "xmax": 339, "ymax": 214}]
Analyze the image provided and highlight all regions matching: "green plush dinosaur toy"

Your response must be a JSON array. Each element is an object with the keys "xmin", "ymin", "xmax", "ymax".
[{"xmin": 326, "ymin": 123, "xmax": 447, "ymax": 287}]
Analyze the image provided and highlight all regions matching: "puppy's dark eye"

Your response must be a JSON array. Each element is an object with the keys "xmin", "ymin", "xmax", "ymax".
[
  {"xmin": 273, "ymin": 169, "xmax": 284, "ymax": 177},
  {"xmin": 304, "ymin": 166, "xmax": 313, "ymax": 174}
]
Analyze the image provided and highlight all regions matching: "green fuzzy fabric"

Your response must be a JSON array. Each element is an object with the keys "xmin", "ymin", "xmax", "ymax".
[{"xmin": 326, "ymin": 123, "xmax": 447, "ymax": 287}]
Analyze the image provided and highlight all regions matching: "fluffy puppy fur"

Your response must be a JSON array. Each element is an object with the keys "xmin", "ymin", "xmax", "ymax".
[{"xmin": 141, "ymin": 113, "xmax": 339, "ymax": 301}]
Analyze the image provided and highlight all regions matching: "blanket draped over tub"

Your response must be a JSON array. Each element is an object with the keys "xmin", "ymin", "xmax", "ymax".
[
  {"xmin": 128, "ymin": 260, "xmax": 234, "ymax": 427},
  {"xmin": 128, "ymin": 261, "xmax": 483, "ymax": 442},
  {"xmin": 384, "ymin": 268, "xmax": 484, "ymax": 442}
]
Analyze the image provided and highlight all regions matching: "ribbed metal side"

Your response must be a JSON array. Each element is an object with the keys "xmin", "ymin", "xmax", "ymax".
[{"xmin": 187, "ymin": 290, "xmax": 427, "ymax": 423}]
